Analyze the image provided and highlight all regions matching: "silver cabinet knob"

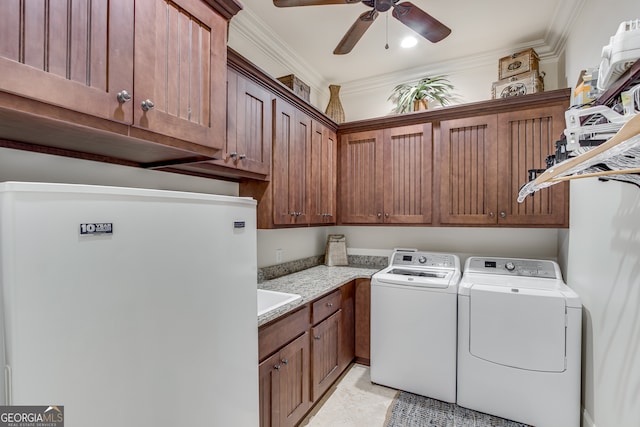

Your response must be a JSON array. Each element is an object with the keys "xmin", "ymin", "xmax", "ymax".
[
  {"xmin": 327, "ymin": 302, "xmax": 333, "ymax": 307},
  {"xmin": 274, "ymin": 364, "xmax": 281, "ymax": 370},
  {"xmin": 377, "ymin": 213, "xmax": 382, "ymax": 218},
  {"xmin": 238, "ymin": 154, "xmax": 247, "ymax": 160},
  {"xmin": 116, "ymin": 90, "xmax": 131, "ymax": 104},
  {"xmin": 281, "ymin": 358, "xmax": 288, "ymax": 365},
  {"xmin": 141, "ymin": 99, "xmax": 155, "ymax": 111},
  {"xmin": 229, "ymin": 152, "xmax": 238, "ymax": 159},
  {"xmin": 385, "ymin": 213, "xmax": 389, "ymax": 218},
  {"xmin": 314, "ymin": 335, "xmax": 321, "ymax": 340},
  {"xmin": 489, "ymin": 212, "xmax": 495, "ymax": 218},
  {"xmin": 500, "ymin": 211, "xmax": 507, "ymax": 218}
]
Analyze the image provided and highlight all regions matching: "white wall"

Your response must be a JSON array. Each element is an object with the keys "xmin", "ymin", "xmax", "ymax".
[
  {"xmin": 0, "ymin": 148, "xmax": 238, "ymax": 196},
  {"xmin": 562, "ymin": 1, "xmax": 640, "ymax": 426}
]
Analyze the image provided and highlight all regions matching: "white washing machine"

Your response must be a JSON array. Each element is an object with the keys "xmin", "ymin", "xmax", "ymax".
[
  {"xmin": 457, "ymin": 257, "xmax": 582, "ymax": 427},
  {"xmin": 371, "ymin": 249, "xmax": 461, "ymax": 403}
]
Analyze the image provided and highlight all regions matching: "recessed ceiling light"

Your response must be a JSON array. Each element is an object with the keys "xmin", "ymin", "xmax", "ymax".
[{"xmin": 401, "ymin": 36, "xmax": 418, "ymax": 48}]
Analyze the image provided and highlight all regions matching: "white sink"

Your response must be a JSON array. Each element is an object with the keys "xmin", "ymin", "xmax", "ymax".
[{"xmin": 257, "ymin": 289, "xmax": 301, "ymax": 316}]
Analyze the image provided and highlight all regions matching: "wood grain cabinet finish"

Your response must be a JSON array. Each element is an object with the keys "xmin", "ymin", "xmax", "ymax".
[
  {"xmin": 339, "ymin": 123, "xmax": 432, "ymax": 224},
  {"xmin": 0, "ymin": 0, "xmax": 134, "ymax": 122},
  {"xmin": 309, "ymin": 121, "xmax": 338, "ymax": 224},
  {"xmin": 0, "ymin": 0, "xmax": 232, "ymax": 157},
  {"xmin": 354, "ymin": 278, "xmax": 371, "ymax": 365},
  {"xmin": 259, "ymin": 332, "xmax": 310, "ymax": 427},
  {"xmin": 437, "ymin": 104, "xmax": 568, "ymax": 226},
  {"xmin": 212, "ymin": 68, "xmax": 272, "ymax": 176},
  {"xmin": 311, "ymin": 310, "xmax": 342, "ymax": 401}
]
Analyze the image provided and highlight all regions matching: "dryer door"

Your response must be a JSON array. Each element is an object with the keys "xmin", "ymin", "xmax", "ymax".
[{"xmin": 469, "ymin": 284, "xmax": 566, "ymax": 372}]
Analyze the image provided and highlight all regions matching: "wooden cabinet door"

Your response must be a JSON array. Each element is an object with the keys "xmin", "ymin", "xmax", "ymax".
[
  {"xmin": 383, "ymin": 123, "xmax": 433, "ymax": 224},
  {"xmin": 259, "ymin": 351, "xmax": 282, "ymax": 427},
  {"xmin": 272, "ymin": 99, "xmax": 310, "ymax": 225},
  {"xmin": 354, "ymin": 278, "xmax": 371, "ymax": 365},
  {"xmin": 0, "ymin": 0, "xmax": 134, "ymax": 122},
  {"xmin": 339, "ymin": 130, "xmax": 384, "ymax": 224},
  {"xmin": 222, "ymin": 70, "xmax": 272, "ymax": 175},
  {"xmin": 311, "ymin": 310, "xmax": 342, "ymax": 401},
  {"xmin": 309, "ymin": 121, "xmax": 337, "ymax": 224},
  {"xmin": 279, "ymin": 332, "xmax": 311, "ymax": 427},
  {"xmin": 438, "ymin": 115, "xmax": 499, "ymax": 225},
  {"xmin": 339, "ymin": 281, "xmax": 355, "ymax": 372},
  {"xmin": 497, "ymin": 105, "xmax": 568, "ymax": 226},
  {"xmin": 133, "ymin": 0, "xmax": 226, "ymax": 149}
]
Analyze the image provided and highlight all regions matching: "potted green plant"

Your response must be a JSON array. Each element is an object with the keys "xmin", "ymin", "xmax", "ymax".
[{"xmin": 388, "ymin": 75, "xmax": 454, "ymax": 113}]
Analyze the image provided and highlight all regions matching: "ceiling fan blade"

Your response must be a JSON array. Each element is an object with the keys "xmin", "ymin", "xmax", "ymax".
[
  {"xmin": 333, "ymin": 10, "xmax": 378, "ymax": 55},
  {"xmin": 274, "ymin": 0, "xmax": 360, "ymax": 7},
  {"xmin": 392, "ymin": 2, "xmax": 451, "ymax": 43}
]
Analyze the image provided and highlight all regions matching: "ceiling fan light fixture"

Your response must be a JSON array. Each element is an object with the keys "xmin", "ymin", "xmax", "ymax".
[{"xmin": 401, "ymin": 36, "xmax": 417, "ymax": 48}]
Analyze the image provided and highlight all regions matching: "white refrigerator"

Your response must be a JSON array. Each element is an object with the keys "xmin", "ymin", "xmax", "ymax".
[{"xmin": 0, "ymin": 182, "xmax": 259, "ymax": 426}]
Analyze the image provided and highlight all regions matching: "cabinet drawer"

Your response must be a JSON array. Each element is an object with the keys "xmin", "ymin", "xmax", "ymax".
[
  {"xmin": 312, "ymin": 290, "xmax": 341, "ymax": 325},
  {"xmin": 259, "ymin": 305, "xmax": 310, "ymax": 361}
]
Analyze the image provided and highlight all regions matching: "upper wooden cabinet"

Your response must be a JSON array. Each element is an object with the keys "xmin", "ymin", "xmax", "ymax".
[
  {"xmin": 309, "ymin": 121, "xmax": 338, "ymax": 224},
  {"xmin": 339, "ymin": 123, "xmax": 433, "ymax": 224},
  {"xmin": 437, "ymin": 104, "xmax": 568, "ymax": 226},
  {"xmin": 0, "ymin": 0, "xmax": 134, "ymax": 122},
  {"xmin": 132, "ymin": 0, "xmax": 228, "ymax": 148},
  {"xmin": 0, "ymin": 0, "xmax": 240, "ymax": 165}
]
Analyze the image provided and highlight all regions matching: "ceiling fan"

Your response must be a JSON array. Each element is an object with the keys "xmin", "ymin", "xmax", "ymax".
[{"xmin": 273, "ymin": 0, "xmax": 451, "ymax": 55}]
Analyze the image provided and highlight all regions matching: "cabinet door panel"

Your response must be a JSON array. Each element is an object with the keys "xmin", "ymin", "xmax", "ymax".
[
  {"xmin": 236, "ymin": 78, "xmax": 272, "ymax": 174},
  {"xmin": 259, "ymin": 352, "xmax": 282, "ymax": 427},
  {"xmin": 133, "ymin": 0, "xmax": 226, "ymax": 149},
  {"xmin": 280, "ymin": 332, "xmax": 310, "ymax": 427},
  {"xmin": 0, "ymin": 0, "xmax": 133, "ymax": 122},
  {"xmin": 339, "ymin": 130, "xmax": 384, "ymax": 223},
  {"xmin": 311, "ymin": 310, "xmax": 342, "ymax": 401},
  {"xmin": 309, "ymin": 122, "xmax": 337, "ymax": 224},
  {"xmin": 497, "ymin": 105, "xmax": 568, "ymax": 225},
  {"xmin": 439, "ymin": 116, "xmax": 498, "ymax": 224},
  {"xmin": 272, "ymin": 99, "xmax": 309, "ymax": 225},
  {"xmin": 383, "ymin": 123, "xmax": 432, "ymax": 224}
]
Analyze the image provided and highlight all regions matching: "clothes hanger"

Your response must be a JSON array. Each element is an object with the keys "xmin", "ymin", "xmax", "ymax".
[
  {"xmin": 533, "ymin": 113, "xmax": 640, "ymax": 186},
  {"xmin": 549, "ymin": 167, "xmax": 640, "ymax": 183}
]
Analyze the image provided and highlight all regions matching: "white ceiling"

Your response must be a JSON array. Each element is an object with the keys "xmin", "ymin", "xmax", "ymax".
[{"xmin": 229, "ymin": 0, "xmax": 583, "ymax": 91}]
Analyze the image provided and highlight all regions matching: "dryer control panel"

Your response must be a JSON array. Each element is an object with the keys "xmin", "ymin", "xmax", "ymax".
[
  {"xmin": 466, "ymin": 257, "xmax": 558, "ymax": 279},
  {"xmin": 391, "ymin": 251, "xmax": 457, "ymax": 268}
]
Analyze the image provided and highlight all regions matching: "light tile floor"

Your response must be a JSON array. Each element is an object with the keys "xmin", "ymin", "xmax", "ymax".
[{"xmin": 300, "ymin": 364, "xmax": 398, "ymax": 427}]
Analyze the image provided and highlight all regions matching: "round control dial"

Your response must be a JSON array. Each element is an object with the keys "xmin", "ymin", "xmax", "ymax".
[
  {"xmin": 418, "ymin": 256, "xmax": 427, "ymax": 264},
  {"xmin": 505, "ymin": 262, "xmax": 516, "ymax": 271}
]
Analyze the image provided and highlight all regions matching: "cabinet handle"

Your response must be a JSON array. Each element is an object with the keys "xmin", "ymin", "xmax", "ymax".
[
  {"xmin": 141, "ymin": 99, "xmax": 155, "ymax": 111},
  {"xmin": 116, "ymin": 90, "xmax": 131, "ymax": 104},
  {"xmin": 290, "ymin": 212, "xmax": 303, "ymax": 217},
  {"xmin": 274, "ymin": 364, "xmax": 281, "ymax": 370},
  {"xmin": 326, "ymin": 302, "xmax": 333, "ymax": 307},
  {"xmin": 239, "ymin": 154, "xmax": 247, "ymax": 160},
  {"xmin": 377, "ymin": 213, "xmax": 382, "ymax": 218},
  {"xmin": 500, "ymin": 211, "xmax": 507, "ymax": 218},
  {"xmin": 489, "ymin": 212, "xmax": 495, "ymax": 218},
  {"xmin": 229, "ymin": 152, "xmax": 238, "ymax": 159},
  {"xmin": 314, "ymin": 335, "xmax": 321, "ymax": 340},
  {"xmin": 385, "ymin": 213, "xmax": 389, "ymax": 218},
  {"xmin": 281, "ymin": 358, "xmax": 288, "ymax": 365}
]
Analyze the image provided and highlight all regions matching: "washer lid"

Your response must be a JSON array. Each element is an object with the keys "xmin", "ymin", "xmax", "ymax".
[
  {"xmin": 469, "ymin": 284, "xmax": 567, "ymax": 372},
  {"xmin": 373, "ymin": 267, "xmax": 457, "ymax": 289}
]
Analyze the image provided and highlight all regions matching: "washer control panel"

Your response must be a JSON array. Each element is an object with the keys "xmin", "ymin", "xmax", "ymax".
[
  {"xmin": 391, "ymin": 251, "xmax": 456, "ymax": 268},
  {"xmin": 466, "ymin": 257, "xmax": 557, "ymax": 278}
]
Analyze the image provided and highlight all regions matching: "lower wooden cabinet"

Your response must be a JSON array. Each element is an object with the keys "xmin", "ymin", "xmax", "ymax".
[
  {"xmin": 259, "ymin": 332, "xmax": 310, "ymax": 427},
  {"xmin": 311, "ymin": 310, "xmax": 342, "ymax": 401},
  {"xmin": 258, "ymin": 281, "xmax": 357, "ymax": 427}
]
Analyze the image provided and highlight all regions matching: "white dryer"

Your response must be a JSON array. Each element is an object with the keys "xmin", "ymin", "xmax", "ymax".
[{"xmin": 457, "ymin": 257, "xmax": 582, "ymax": 427}]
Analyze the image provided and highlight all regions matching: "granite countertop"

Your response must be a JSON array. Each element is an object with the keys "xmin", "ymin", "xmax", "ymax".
[{"xmin": 257, "ymin": 265, "xmax": 381, "ymax": 327}]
